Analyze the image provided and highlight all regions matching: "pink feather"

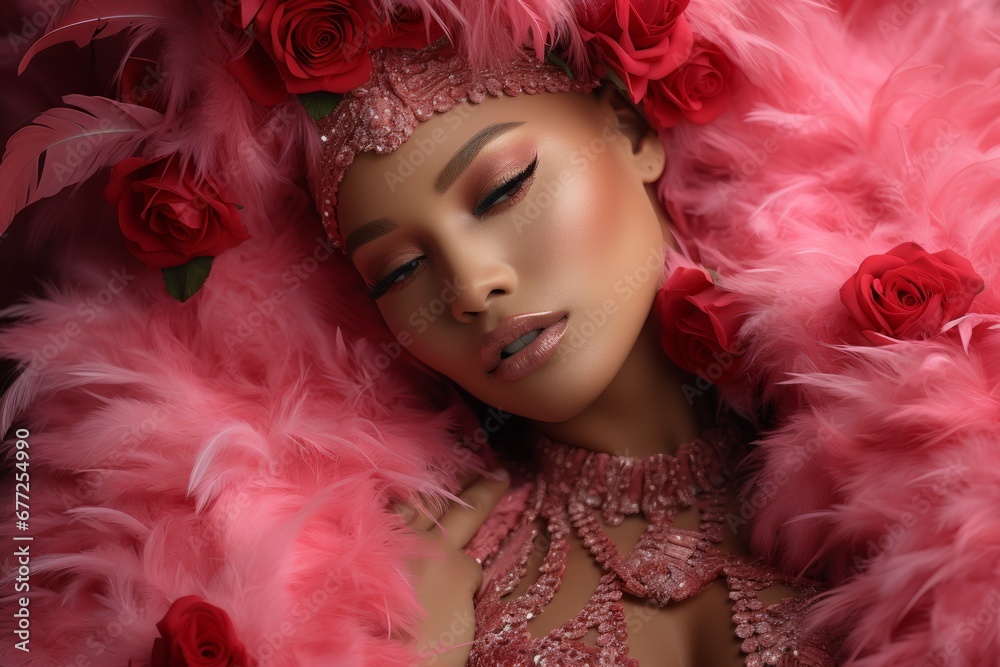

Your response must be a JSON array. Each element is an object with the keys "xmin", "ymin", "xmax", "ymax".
[
  {"xmin": 382, "ymin": 0, "xmax": 589, "ymax": 68},
  {"xmin": 0, "ymin": 94, "xmax": 162, "ymax": 235},
  {"xmin": 4, "ymin": 0, "xmax": 1000, "ymax": 665},
  {"xmin": 18, "ymin": 0, "xmax": 172, "ymax": 74}
]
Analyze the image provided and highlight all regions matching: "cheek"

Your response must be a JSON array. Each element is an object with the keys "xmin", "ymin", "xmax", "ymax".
[
  {"xmin": 531, "ymin": 154, "xmax": 661, "ymax": 300},
  {"xmin": 379, "ymin": 299, "xmax": 466, "ymax": 372},
  {"xmin": 515, "ymin": 164, "xmax": 619, "ymax": 290}
]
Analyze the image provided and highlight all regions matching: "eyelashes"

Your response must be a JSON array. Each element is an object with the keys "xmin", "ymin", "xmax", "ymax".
[
  {"xmin": 365, "ymin": 256, "xmax": 424, "ymax": 300},
  {"xmin": 472, "ymin": 155, "xmax": 538, "ymax": 216},
  {"xmin": 365, "ymin": 155, "xmax": 539, "ymax": 301}
]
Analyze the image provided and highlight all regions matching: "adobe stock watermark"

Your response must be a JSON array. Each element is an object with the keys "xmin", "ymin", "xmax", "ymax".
[
  {"xmin": 510, "ymin": 114, "xmax": 626, "ymax": 236},
  {"xmin": 210, "ymin": 0, "xmax": 384, "ymax": 61},
  {"xmin": 726, "ymin": 421, "xmax": 837, "ymax": 535},
  {"xmin": 414, "ymin": 608, "xmax": 476, "ymax": 666},
  {"xmin": 553, "ymin": 243, "xmax": 668, "ymax": 364},
  {"xmin": 383, "ymin": 104, "xmax": 482, "ymax": 192},
  {"xmin": 48, "ymin": 99, "xmax": 161, "ymax": 188},
  {"xmin": 5, "ymin": 0, "xmax": 62, "ymax": 54},
  {"xmin": 71, "ymin": 606, "xmax": 142, "ymax": 666},
  {"xmin": 359, "ymin": 277, "xmax": 469, "ymax": 378},
  {"xmin": 122, "ymin": 60, "xmax": 169, "ymax": 108},
  {"xmin": 243, "ymin": 565, "xmax": 360, "ymax": 666},
  {"xmin": 904, "ymin": 123, "xmax": 961, "ymax": 180},
  {"xmin": 849, "ymin": 458, "xmax": 968, "ymax": 575},
  {"xmin": 878, "ymin": 0, "xmax": 933, "ymax": 37},
  {"xmin": 715, "ymin": 81, "xmax": 834, "ymax": 203},
  {"xmin": 25, "ymin": 266, "xmax": 136, "ymax": 376},
  {"xmin": 863, "ymin": 121, "xmax": 962, "ymax": 223},
  {"xmin": 679, "ymin": 336, "xmax": 751, "ymax": 405},
  {"xmin": 924, "ymin": 587, "xmax": 1000, "ymax": 666},
  {"xmin": 223, "ymin": 234, "xmax": 338, "ymax": 351},
  {"xmin": 437, "ymin": 405, "xmax": 514, "ymax": 486},
  {"xmin": 56, "ymin": 404, "xmax": 173, "ymax": 510}
]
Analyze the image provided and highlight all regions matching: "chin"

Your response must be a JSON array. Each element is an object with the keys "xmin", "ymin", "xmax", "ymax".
[{"xmin": 492, "ymin": 352, "xmax": 624, "ymax": 423}]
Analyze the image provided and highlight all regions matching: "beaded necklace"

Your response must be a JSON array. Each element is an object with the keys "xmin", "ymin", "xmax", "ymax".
[{"xmin": 469, "ymin": 416, "xmax": 838, "ymax": 666}]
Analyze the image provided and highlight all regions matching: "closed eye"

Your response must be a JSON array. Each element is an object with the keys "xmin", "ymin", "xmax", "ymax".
[
  {"xmin": 367, "ymin": 155, "xmax": 539, "ymax": 301},
  {"xmin": 366, "ymin": 256, "xmax": 425, "ymax": 300},
  {"xmin": 472, "ymin": 155, "xmax": 538, "ymax": 216}
]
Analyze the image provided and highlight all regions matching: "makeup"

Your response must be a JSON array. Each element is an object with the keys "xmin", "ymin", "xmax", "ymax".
[{"xmin": 485, "ymin": 314, "xmax": 569, "ymax": 383}]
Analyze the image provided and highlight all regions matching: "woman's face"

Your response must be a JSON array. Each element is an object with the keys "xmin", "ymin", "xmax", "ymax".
[{"xmin": 336, "ymin": 85, "xmax": 678, "ymax": 422}]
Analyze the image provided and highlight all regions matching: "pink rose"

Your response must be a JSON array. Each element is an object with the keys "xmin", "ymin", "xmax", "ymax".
[
  {"xmin": 643, "ymin": 39, "xmax": 734, "ymax": 129},
  {"xmin": 103, "ymin": 157, "xmax": 251, "ymax": 269},
  {"xmin": 840, "ymin": 241, "xmax": 984, "ymax": 345},
  {"xmin": 577, "ymin": 0, "xmax": 694, "ymax": 103},
  {"xmin": 150, "ymin": 595, "xmax": 247, "ymax": 667},
  {"xmin": 253, "ymin": 0, "xmax": 382, "ymax": 94},
  {"xmin": 655, "ymin": 266, "xmax": 750, "ymax": 383}
]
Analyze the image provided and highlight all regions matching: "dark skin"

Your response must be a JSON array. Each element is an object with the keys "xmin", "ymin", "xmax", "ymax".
[{"xmin": 339, "ymin": 83, "xmax": 799, "ymax": 665}]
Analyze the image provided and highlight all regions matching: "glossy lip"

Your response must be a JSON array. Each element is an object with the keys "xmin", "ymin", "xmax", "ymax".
[{"xmin": 481, "ymin": 310, "xmax": 568, "ymax": 374}]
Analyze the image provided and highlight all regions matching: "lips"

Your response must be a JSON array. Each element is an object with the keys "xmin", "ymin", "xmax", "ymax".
[{"xmin": 481, "ymin": 310, "xmax": 568, "ymax": 374}]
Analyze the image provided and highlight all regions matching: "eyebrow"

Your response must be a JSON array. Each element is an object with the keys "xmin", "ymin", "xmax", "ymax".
[{"xmin": 344, "ymin": 121, "xmax": 524, "ymax": 258}]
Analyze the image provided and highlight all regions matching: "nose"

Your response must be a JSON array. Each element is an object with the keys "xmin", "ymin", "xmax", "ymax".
[{"xmin": 447, "ymin": 244, "xmax": 518, "ymax": 322}]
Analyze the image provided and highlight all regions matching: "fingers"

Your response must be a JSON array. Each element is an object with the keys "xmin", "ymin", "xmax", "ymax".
[
  {"xmin": 394, "ymin": 497, "xmax": 443, "ymax": 532},
  {"xmin": 434, "ymin": 468, "xmax": 510, "ymax": 549},
  {"xmin": 455, "ymin": 466, "xmax": 482, "ymax": 491},
  {"xmin": 392, "ymin": 468, "xmax": 506, "ymax": 532}
]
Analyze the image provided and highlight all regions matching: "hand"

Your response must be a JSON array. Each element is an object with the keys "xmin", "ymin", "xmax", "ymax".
[{"xmin": 394, "ymin": 467, "xmax": 511, "ymax": 667}]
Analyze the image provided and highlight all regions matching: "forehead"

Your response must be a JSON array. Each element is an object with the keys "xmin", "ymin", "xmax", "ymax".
[{"xmin": 335, "ymin": 91, "xmax": 597, "ymax": 232}]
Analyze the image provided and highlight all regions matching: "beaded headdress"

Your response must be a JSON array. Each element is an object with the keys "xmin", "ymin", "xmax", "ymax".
[
  {"xmin": 313, "ymin": 37, "xmax": 600, "ymax": 247},
  {"xmin": 0, "ymin": 0, "xmax": 735, "ymax": 295},
  {"xmin": 302, "ymin": 0, "xmax": 735, "ymax": 252},
  {"xmin": 312, "ymin": 39, "xmax": 602, "ymax": 250}
]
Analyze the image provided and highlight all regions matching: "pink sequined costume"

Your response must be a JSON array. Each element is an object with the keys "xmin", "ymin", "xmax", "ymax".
[
  {"xmin": 464, "ymin": 413, "xmax": 840, "ymax": 666},
  {"xmin": 4, "ymin": 0, "xmax": 1000, "ymax": 665}
]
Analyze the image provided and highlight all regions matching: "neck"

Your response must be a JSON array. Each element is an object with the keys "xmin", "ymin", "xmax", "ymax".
[{"xmin": 527, "ymin": 306, "xmax": 710, "ymax": 458}]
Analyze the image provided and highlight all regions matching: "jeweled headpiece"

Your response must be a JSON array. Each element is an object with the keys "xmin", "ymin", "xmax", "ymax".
[
  {"xmin": 312, "ymin": 39, "xmax": 601, "ymax": 250},
  {"xmin": 1, "ymin": 0, "xmax": 736, "ymax": 295}
]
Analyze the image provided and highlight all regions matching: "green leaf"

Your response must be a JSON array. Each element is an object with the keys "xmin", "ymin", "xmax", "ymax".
[
  {"xmin": 545, "ymin": 51, "xmax": 575, "ymax": 80},
  {"xmin": 298, "ymin": 91, "xmax": 344, "ymax": 121},
  {"xmin": 602, "ymin": 68, "xmax": 630, "ymax": 98},
  {"xmin": 162, "ymin": 256, "xmax": 214, "ymax": 302}
]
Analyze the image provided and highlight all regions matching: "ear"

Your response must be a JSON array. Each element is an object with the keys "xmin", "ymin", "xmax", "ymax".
[{"xmin": 594, "ymin": 82, "xmax": 666, "ymax": 184}]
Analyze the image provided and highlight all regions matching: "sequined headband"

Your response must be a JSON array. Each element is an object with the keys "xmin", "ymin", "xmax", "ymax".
[
  {"xmin": 2, "ymin": 0, "xmax": 735, "ymax": 301},
  {"xmin": 311, "ymin": 37, "xmax": 602, "ymax": 251}
]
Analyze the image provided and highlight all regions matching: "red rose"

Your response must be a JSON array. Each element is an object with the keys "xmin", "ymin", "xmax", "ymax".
[
  {"xmin": 221, "ymin": 0, "xmax": 259, "ymax": 29},
  {"xmin": 655, "ymin": 266, "xmax": 749, "ymax": 383},
  {"xmin": 577, "ymin": 0, "xmax": 694, "ymax": 103},
  {"xmin": 225, "ymin": 40, "xmax": 289, "ymax": 108},
  {"xmin": 376, "ymin": 5, "xmax": 443, "ymax": 49},
  {"xmin": 643, "ymin": 39, "xmax": 734, "ymax": 129},
  {"xmin": 253, "ymin": 0, "xmax": 382, "ymax": 94},
  {"xmin": 103, "ymin": 157, "xmax": 251, "ymax": 269},
  {"xmin": 150, "ymin": 595, "xmax": 248, "ymax": 667},
  {"xmin": 840, "ymin": 242, "xmax": 984, "ymax": 345}
]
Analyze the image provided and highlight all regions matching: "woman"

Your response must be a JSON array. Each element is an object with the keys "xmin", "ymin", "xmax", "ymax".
[
  {"xmin": 1, "ymin": 0, "xmax": 997, "ymax": 665},
  {"xmin": 326, "ymin": 37, "xmax": 837, "ymax": 665}
]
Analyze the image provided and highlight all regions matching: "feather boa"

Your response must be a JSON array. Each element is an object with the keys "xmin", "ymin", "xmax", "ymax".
[
  {"xmin": 660, "ymin": 0, "xmax": 1000, "ymax": 663},
  {"xmin": 2, "ymin": 0, "xmax": 1000, "ymax": 665}
]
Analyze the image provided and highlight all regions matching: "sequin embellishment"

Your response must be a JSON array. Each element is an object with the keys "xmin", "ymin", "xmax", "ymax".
[
  {"xmin": 466, "ymin": 417, "xmax": 840, "ymax": 666},
  {"xmin": 311, "ymin": 37, "xmax": 601, "ymax": 250}
]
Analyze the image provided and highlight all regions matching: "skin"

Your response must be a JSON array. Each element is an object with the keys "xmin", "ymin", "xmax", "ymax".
[
  {"xmin": 337, "ymin": 82, "xmax": 704, "ymax": 460},
  {"xmin": 337, "ymin": 84, "xmax": 796, "ymax": 666}
]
